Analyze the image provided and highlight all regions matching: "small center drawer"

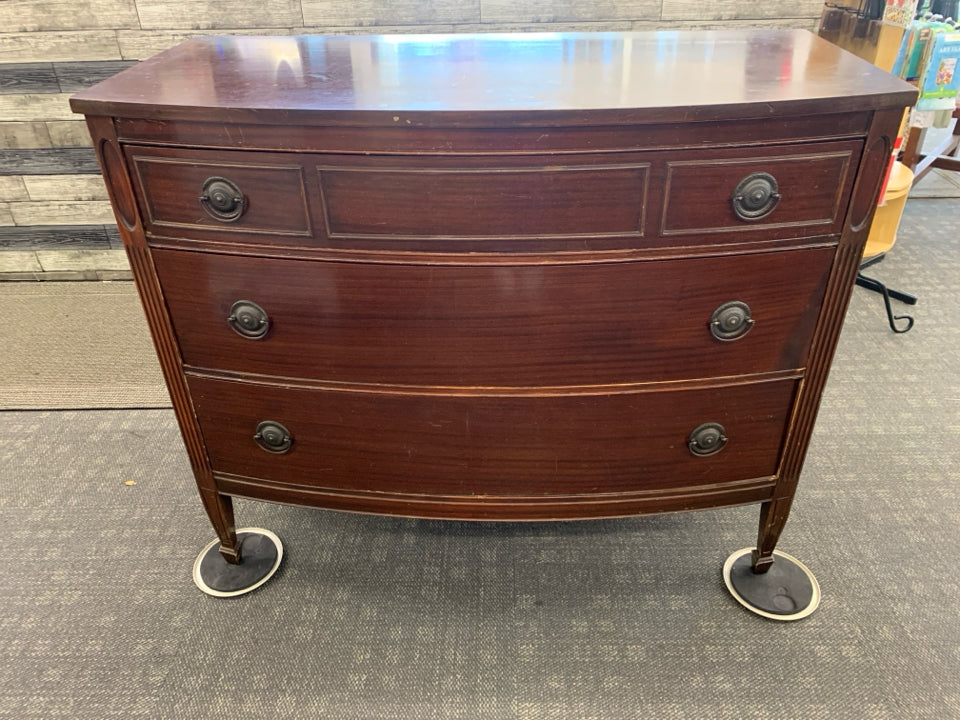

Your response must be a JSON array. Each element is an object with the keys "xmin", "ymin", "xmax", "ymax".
[{"xmin": 154, "ymin": 246, "xmax": 834, "ymax": 387}]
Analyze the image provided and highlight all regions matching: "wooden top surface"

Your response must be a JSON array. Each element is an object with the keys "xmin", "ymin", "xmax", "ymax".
[{"xmin": 71, "ymin": 30, "xmax": 916, "ymax": 127}]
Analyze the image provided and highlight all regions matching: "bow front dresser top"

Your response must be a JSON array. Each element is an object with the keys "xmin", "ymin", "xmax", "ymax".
[{"xmin": 71, "ymin": 30, "xmax": 915, "ymax": 613}]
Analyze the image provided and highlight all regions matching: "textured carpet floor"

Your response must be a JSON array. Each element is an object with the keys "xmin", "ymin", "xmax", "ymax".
[
  {"xmin": 0, "ymin": 282, "xmax": 169, "ymax": 409},
  {"xmin": 0, "ymin": 198, "xmax": 958, "ymax": 719}
]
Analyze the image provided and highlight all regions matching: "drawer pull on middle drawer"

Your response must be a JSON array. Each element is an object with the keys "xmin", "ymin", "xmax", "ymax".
[
  {"xmin": 199, "ymin": 176, "xmax": 246, "ymax": 222},
  {"xmin": 688, "ymin": 422, "xmax": 728, "ymax": 457},
  {"xmin": 254, "ymin": 421, "xmax": 292, "ymax": 454},
  {"xmin": 732, "ymin": 172, "xmax": 780, "ymax": 221},
  {"xmin": 710, "ymin": 301, "xmax": 754, "ymax": 342},
  {"xmin": 227, "ymin": 300, "xmax": 270, "ymax": 340}
]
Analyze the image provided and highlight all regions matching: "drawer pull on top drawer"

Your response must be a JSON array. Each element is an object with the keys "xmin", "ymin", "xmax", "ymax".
[
  {"xmin": 227, "ymin": 300, "xmax": 270, "ymax": 339},
  {"xmin": 710, "ymin": 301, "xmax": 754, "ymax": 342},
  {"xmin": 254, "ymin": 421, "xmax": 293, "ymax": 454},
  {"xmin": 199, "ymin": 176, "xmax": 246, "ymax": 222},
  {"xmin": 732, "ymin": 172, "xmax": 780, "ymax": 221},
  {"xmin": 688, "ymin": 422, "xmax": 728, "ymax": 457}
]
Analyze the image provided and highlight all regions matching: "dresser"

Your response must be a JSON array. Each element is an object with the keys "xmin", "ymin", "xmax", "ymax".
[{"xmin": 71, "ymin": 30, "xmax": 915, "ymax": 614}]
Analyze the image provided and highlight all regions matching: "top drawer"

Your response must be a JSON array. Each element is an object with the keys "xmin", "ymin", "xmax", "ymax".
[{"xmin": 126, "ymin": 140, "xmax": 862, "ymax": 252}]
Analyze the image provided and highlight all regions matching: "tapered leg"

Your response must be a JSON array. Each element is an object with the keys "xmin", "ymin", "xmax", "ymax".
[
  {"xmin": 198, "ymin": 488, "xmax": 242, "ymax": 564},
  {"xmin": 751, "ymin": 498, "xmax": 792, "ymax": 573}
]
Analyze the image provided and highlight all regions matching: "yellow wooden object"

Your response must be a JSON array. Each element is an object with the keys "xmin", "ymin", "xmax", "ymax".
[{"xmin": 864, "ymin": 160, "xmax": 914, "ymax": 258}]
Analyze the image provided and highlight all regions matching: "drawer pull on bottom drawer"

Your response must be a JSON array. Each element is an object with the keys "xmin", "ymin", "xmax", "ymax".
[
  {"xmin": 710, "ymin": 301, "xmax": 754, "ymax": 342},
  {"xmin": 689, "ymin": 422, "xmax": 728, "ymax": 456},
  {"xmin": 254, "ymin": 421, "xmax": 293, "ymax": 454},
  {"xmin": 227, "ymin": 300, "xmax": 270, "ymax": 339}
]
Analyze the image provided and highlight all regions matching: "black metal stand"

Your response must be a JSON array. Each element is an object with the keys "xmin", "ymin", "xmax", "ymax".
[
  {"xmin": 192, "ymin": 528, "xmax": 283, "ymax": 597},
  {"xmin": 723, "ymin": 548, "xmax": 820, "ymax": 621},
  {"xmin": 855, "ymin": 254, "xmax": 916, "ymax": 333}
]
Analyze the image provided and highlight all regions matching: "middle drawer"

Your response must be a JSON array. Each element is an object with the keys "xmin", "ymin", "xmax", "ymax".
[{"xmin": 154, "ymin": 246, "xmax": 834, "ymax": 387}]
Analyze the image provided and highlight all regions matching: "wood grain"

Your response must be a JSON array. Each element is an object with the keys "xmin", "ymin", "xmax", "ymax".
[
  {"xmin": 0, "ymin": 0, "xmax": 138, "ymax": 32},
  {"xmin": 54, "ymin": 60, "xmax": 138, "ymax": 93},
  {"xmin": 481, "ymin": 0, "xmax": 658, "ymax": 24},
  {"xmin": 302, "ymin": 0, "xmax": 480, "ymax": 27},
  {"xmin": 23, "ymin": 174, "xmax": 109, "ymax": 201},
  {"xmin": 660, "ymin": 0, "xmax": 824, "ymax": 21},
  {"xmin": 0, "ymin": 93, "xmax": 74, "ymax": 121},
  {"xmin": 0, "ymin": 176, "xmax": 29, "ymax": 202},
  {"xmin": 0, "ymin": 121, "xmax": 52, "ymax": 148},
  {"xmin": 0, "ymin": 63, "xmax": 57, "ymax": 95},
  {"xmin": 8, "ymin": 200, "xmax": 115, "ymax": 225},
  {"xmin": 136, "ymin": 1, "xmax": 302, "ymax": 30},
  {"xmin": 0, "ymin": 203, "xmax": 13, "ymax": 226},
  {"xmin": 0, "ymin": 148, "xmax": 101, "ymax": 175},
  {"xmin": 0, "ymin": 31, "xmax": 122, "ymax": 62},
  {"xmin": 0, "ymin": 223, "xmax": 112, "ymax": 250},
  {"xmin": 187, "ymin": 372, "xmax": 799, "ymax": 497},
  {"xmin": 155, "ymin": 246, "xmax": 832, "ymax": 387},
  {"xmin": 45, "ymin": 120, "xmax": 92, "ymax": 146}
]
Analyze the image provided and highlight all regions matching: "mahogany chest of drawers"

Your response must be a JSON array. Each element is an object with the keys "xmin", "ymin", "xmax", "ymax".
[{"xmin": 72, "ymin": 30, "xmax": 915, "ymax": 612}]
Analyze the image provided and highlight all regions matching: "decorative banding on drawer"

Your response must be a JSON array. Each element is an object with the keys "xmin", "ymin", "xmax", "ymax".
[
  {"xmin": 127, "ymin": 147, "xmax": 311, "ymax": 237},
  {"xmin": 318, "ymin": 162, "xmax": 648, "ymax": 239},
  {"xmin": 187, "ymin": 374, "xmax": 799, "ymax": 497},
  {"xmin": 660, "ymin": 140, "xmax": 861, "ymax": 238},
  {"xmin": 153, "ymin": 246, "xmax": 833, "ymax": 386}
]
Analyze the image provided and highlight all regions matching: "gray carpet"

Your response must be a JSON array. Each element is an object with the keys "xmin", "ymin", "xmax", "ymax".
[{"xmin": 1, "ymin": 198, "xmax": 958, "ymax": 719}]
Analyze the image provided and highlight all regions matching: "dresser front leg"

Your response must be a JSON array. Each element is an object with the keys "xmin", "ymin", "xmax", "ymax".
[
  {"xmin": 199, "ymin": 489, "xmax": 242, "ymax": 563},
  {"xmin": 192, "ymin": 489, "xmax": 284, "ymax": 598},
  {"xmin": 721, "ymin": 498, "xmax": 821, "ymax": 621}
]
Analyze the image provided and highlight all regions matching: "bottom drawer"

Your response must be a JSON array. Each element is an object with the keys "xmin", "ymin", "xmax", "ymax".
[{"xmin": 188, "ymin": 374, "xmax": 798, "ymax": 497}]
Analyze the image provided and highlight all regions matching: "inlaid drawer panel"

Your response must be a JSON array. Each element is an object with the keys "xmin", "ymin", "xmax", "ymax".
[
  {"xmin": 660, "ymin": 140, "xmax": 862, "ymax": 239},
  {"xmin": 153, "ymin": 246, "xmax": 834, "ymax": 386},
  {"xmin": 126, "ymin": 146, "xmax": 312, "ymax": 237},
  {"xmin": 188, "ymin": 374, "xmax": 799, "ymax": 497}
]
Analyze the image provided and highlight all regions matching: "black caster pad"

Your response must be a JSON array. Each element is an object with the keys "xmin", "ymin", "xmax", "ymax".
[
  {"xmin": 192, "ymin": 528, "xmax": 283, "ymax": 598},
  {"xmin": 723, "ymin": 547, "xmax": 820, "ymax": 621}
]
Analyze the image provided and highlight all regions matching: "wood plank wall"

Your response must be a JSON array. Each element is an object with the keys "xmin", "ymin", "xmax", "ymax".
[{"xmin": 0, "ymin": 0, "xmax": 823, "ymax": 254}]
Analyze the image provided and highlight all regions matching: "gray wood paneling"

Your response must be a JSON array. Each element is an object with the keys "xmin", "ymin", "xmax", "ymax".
[
  {"xmin": 452, "ymin": 21, "xmax": 633, "ymax": 32},
  {"xmin": 23, "ymin": 175, "xmax": 109, "ymax": 202},
  {"xmin": 0, "ymin": 63, "xmax": 58, "ymax": 94},
  {"xmin": 136, "ymin": 1, "xmax": 303, "ymax": 30},
  {"xmin": 0, "ymin": 251, "xmax": 42, "ymax": 272},
  {"xmin": 9, "ymin": 200, "xmax": 115, "ymax": 226},
  {"xmin": 35, "ymin": 248, "xmax": 129, "ymax": 271},
  {"xmin": 0, "ymin": 176, "xmax": 29, "ymax": 202},
  {"xmin": 54, "ymin": 60, "xmax": 138, "ymax": 92},
  {"xmin": 0, "ymin": 148, "xmax": 101, "ymax": 175},
  {"xmin": 0, "ymin": 203, "xmax": 13, "ymax": 226},
  {"xmin": 302, "ymin": 0, "xmax": 481, "ymax": 27},
  {"xmin": 0, "ymin": 92, "xmax": 75, "ymax": 121},
  {"xmin": 45, "ymin": 120, "xmax": 93, "ymax": 147},
  {"xmin": 0, "ymin": 0, "xmax": 139, "ymax": 32},
  {"xmin": 116, "ymin": 27, "xmax": 298, "ymax": 59},
  {"xmin": 0, "ymin": 121, "xmax": 52, "ymax": 148},
  {"xmin": 0, "ymin": 31, "xmax": 122, "ymax": 62},
  {"xmin": 661, "ymin": 0, "xmax": 824, "ymax": 20},
  {"xmin": 0, "ymin": 223, "xmax": 112, "ymax": 250},
  {"xmin": 480, "ymin": 0, "xmax": 658, "ymax": 24}
]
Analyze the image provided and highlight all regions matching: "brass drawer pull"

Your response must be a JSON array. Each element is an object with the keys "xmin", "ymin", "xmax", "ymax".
[
  {"xmin": 688, "ymin": 422, "xmax": 727, "ymax": 456},
  {"xmin": 200, "ymin": 176, "xmax": 246, "ymax": 222},
  {"xmin": 732, "ymin": 172, "xmax": 780, "ymax": 221},
  {"xmin": 227, "ymin": 300, "xmax": 270, "ymax": 340},
  {"xmin": 710, "ymin": 301, "xmax": 754, "ymax": 342},
  {"xmin": 254, "ymin": 421, "xmax": 293, "ymax": 454}
]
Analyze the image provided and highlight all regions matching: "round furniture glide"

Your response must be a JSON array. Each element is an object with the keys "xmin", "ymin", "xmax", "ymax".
[
  {"xmin": 710, "ymin": 301, "xmax": 754, "ymax": 341},
  {"xmin": 732, "ymin": 172, "xmax": 780, "ymax": 221},
  {"xmin": 199, "ymin": 176, "xmax": 245, "ymax": 222},
  {"xmin": 227, "ymin": 300, "xmax": 270, "ymax": 339},
  {"xmin": 723, "ymin": 547, "xmax": 820, "ymax": 621},
  {"xmin": 192, "ymin": 528, "xmax": 283, "ymax": 597}
]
